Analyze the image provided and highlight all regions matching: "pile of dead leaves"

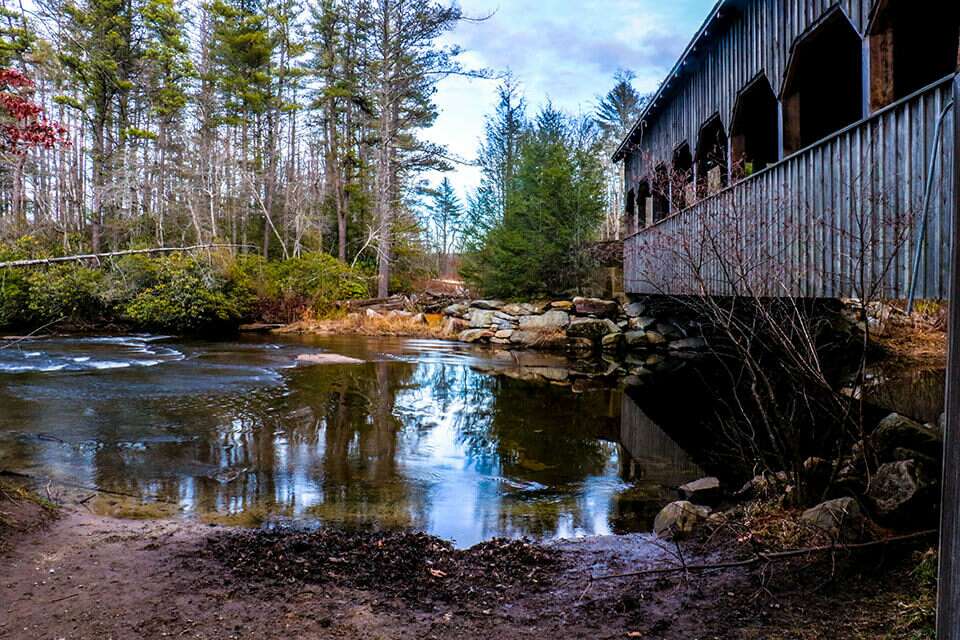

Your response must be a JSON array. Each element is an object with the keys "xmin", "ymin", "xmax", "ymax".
[{"xmin": 207, "ymin": 525, "xmax": 558, "ymax": 607}]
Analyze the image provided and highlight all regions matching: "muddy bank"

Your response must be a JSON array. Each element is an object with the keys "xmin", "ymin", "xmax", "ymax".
[{"xmin": 0, "ymin": 488, "xmax": 936, "ymax": 640}]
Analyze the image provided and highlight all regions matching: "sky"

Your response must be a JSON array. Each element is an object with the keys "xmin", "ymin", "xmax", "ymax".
[{"xmin": 421, "ymin": 0, "xmax": 715, "ymax": 199}]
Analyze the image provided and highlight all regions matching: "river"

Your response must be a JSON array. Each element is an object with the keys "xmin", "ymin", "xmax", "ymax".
[{"xmin": 0, "ymin": 334, "xmax": 711, "ymax": 547}]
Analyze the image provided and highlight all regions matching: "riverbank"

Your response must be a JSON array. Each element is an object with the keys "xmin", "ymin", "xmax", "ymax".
[{"xmin": 0, "ymin": 480, "xmax": 936, "ymax": 639}]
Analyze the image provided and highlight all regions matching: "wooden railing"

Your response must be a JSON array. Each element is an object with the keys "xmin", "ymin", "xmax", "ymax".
[{"xmin": 625, "ymin": 77, "xmax": 956, "ymax": 300}]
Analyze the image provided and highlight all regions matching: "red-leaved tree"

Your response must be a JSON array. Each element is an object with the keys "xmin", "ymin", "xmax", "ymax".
[{"xmin": 0, "ymin": 67, "xmax": 69, "ymax": 232}]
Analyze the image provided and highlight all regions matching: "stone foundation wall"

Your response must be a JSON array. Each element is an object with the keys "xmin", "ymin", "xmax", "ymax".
[{"xmin": 441, "ymin": 296, "xmax": 707, "ymax": 357}]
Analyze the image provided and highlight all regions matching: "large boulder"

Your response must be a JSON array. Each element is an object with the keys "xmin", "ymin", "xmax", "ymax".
[
  {"xmin": 623, "ymin": 331, "xmax": 648, "ymax": 348},
  {"xmin": 441, "ymin": 316, "xmax": 469, "ymax": 335},
  {"xmin": 872, "ymin": 413, "xmax": 942, "ymax": 461},
  {"xmin": 467, "ymin": 309, "xmax": 497, "ymax": 328},
  {"xmin": 867, "ymin": 459, "xmax": 938, "ymax": 523},
  {"xmin": 629, "ymin": 316, "xmax": 658, "ymax": 331},
  {"xmin": 572, "ymin": 297, "xmax": 620, "ymax": 318},
  {"xmin": 601, "ymin": 332, "xmax": 623, "ymax": 351},
  {"xmin": 645, "ymin": 331, "xmax": 667, "ymax": 346},
  {"xmin": 459, "ymin": 329, "xmax": 494, "ymax": 344},
  {"xmin": 668, "ymin": 337, "xmax": 707, "ymax": 351},
  {"xmin": 518, "ymin": 310, "xmax": 570, "ymax": 330},
  {"xmin": 678, "ymin": 477, "xmax": 721, "ymax": 505},
  {"xmin": 566, "ymin": 317, "xmax": 620, "ymax": 340},
  {"xmin": 653, "ymin": 501, "xmax": 711, "ymax": 539},
  {"xmin": 801, "ymin": 497, "xmax": 868, "ymax": 541},
  {"xmin": 623, "ymin": 301, "xmax": 646, "ymax": 317},
  {"xmin": 442, "ymin": 303, "xmax": 470, "ymax": 317},
  {"xmin": 500, "ymin": 303, "xmax": 538, "ymax": 316},
  {"xmin": 471, "ymin": 300, "xmax": 505, "ymax": 310}
]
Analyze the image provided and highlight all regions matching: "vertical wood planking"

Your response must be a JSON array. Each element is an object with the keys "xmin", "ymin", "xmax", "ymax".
[
  {"xmin": 936, "ymin": 68, "xmax": 960, "ymax": 640},
  {"xmin": 623, "ymin": 79, "xmax": 955, "ymax": 299}
]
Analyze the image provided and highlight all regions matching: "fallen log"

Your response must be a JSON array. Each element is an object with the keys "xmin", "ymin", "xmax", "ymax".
[
  {"xmin": 0, "ymin": 244, "xmax": 249, "ymax": 269},
  {"xmin": 590, "ymin": 529, "xmax": 938, "ymax": 582}
]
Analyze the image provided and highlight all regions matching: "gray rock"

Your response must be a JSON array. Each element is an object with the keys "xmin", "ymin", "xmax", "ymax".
[
  {"xmin": 297, "ymin": 353, "xmax": 365, "ymax": 366},
  {"xmin": 653, "ymin": 501, "xmax": 711, "ymax": 539},
  {"xmin": 624, "ymin": 301, "xmax": 646, "ymax": 317},
  {"xmin": 490, "ymin": 337, "xmax": 511, "ymax": 345},
  {"xmin": 668, "ymin": 337, "xmax": 707, "ymax": 351},
  {"xmin": 601, "ymin": 332, "xmax": 623, "ymax": 351},
  {"xmin": 509, "ymin": 330, "xmax": 538, "ymax": 345},
  {"xmin": 494, "ymin": 329, "xmax": 514, "ymax": 339},
  {"xmin": 655, "ymin": 322, "xmax": 684, "ymax": 339},
  {"xmin": 412, "ymin": 313, "xmax": 428, "ymax": 324},
  {"xmin": 387, "ymin": 309, "xmax": 413, "ymax": 320},
  {"xmin": 365, "ymin": 308, "xmax": 382, "ymax": 319},
  {"xmin": 629, "ymin": 316, "xmax": 658, "ymax": 330},
  {"xmin": 645, "ymin": 331, "xmax": 667, "ymax": 346},
  {"xmin": 471, "ymin": 300, "xmax": 505, "ymax": 310},
  {"xmin": 441, "ymin": 317, "xmax": 469, "ymax": 334},
  {"xmin": 678, "ymin": 477, "xmax": 721, "ymax": 504},
  {"xmin": 624, "ymin": 331, "xmax": 648, "ymax": 348},
  {"xmin": 872, "ymin": 413, "xmax": 942, "ymax": 461},
  {"xmin": 500, "ymin": 303, "xmax": 537, "ymax": 316},
  {"xmin": 867, "ymin": 459, "xmax": 938, "ymax": 522},
  {"xmin": 518, "ymin": 310, "xmax": 570, "ymax": 330},
  {"xmin": 566, "ymin": 317, "xmax": 620, "ymax": 339},
  {"xmin": 467, "ymin": 309, "xmax": 497, "ymax": 328},
  {"xmin": 572, "ymin": 296, "xmax": 620, "ymax": 317},
  {"xmin": 442, "ymin": 303, "xmax": 469, "ymax": 317},
  {"xmin": 459, "ymin": 329, "xmax": 494, "ymax": 343},
  {"xmin": 801, "ymin": 497, "xmax": 867, "ymax": 540}
]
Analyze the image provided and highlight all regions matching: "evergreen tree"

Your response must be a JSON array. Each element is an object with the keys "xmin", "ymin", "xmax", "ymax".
[
  {"xmin": 466, "ymin": 105, "xmax": 605, "ymax": 297},
  {"xmin": 424, "ymin": 177, "xmax": 461, "ymax": 275},
  {"xmin": 595, "ymin": 69, "xmax": 645, "ymax": 143}
]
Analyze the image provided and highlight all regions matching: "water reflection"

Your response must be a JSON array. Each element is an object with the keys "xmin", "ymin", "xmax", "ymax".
[{"xmin": 0, "ymin": 336, "xmax": 703, "ymax": 546}]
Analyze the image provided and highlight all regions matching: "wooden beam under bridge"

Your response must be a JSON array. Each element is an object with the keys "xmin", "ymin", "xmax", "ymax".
[{"xmin": 938, "ymin": 70, "xmax": 960, "ymax": 639}]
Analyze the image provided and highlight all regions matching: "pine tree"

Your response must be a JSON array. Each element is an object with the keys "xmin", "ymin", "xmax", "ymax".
[
  {"xmin": 424, "ymin": 177, "xmax": 461, "ymax": 275},
  {"xmin": 595, "ymin": 69, "xmax": 645, "ymax": 143},
  {"xmin": 466, "ymin": 105, "xmax": 605, "ymax": 297},
  {"xmin": 594, "ymin": 69, "xmax": 648, "ymax": 240}
]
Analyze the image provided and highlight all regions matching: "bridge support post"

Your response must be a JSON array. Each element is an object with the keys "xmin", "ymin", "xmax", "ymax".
[{"xmin": 938, "ymin": 71, "xmax": 960, "ymax": 639}]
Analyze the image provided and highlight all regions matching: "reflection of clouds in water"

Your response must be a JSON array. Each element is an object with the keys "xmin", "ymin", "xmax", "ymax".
[{"xmin": 0, "ymin": 336, "xmax": 708, "ymax": 546}]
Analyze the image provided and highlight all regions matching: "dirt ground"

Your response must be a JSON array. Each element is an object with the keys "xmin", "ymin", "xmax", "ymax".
[{"xmin": 0, "ymin": 483, "xmax": 935, "ymax": 640}]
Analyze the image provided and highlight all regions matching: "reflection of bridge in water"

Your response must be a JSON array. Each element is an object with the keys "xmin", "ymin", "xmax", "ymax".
[{"xmin": 616, "ymin": 391, "xmax": 703, "ymax": 487}]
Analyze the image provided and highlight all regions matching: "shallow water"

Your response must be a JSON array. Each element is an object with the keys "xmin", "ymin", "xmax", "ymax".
[{"xmin": 0, "ymin": 334, "xmax": 703, "ymax": 546}]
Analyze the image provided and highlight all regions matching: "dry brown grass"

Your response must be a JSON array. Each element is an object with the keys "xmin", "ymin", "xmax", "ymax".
[
  {"xmin": 278, "ymin": 310, "xmax": 455, "ymax": 339},
  {"xmin": 872, "ymin": 306, "xmax": 947, "ymax": 371}
]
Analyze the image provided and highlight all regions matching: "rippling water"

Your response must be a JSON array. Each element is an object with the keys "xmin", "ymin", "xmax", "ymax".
[{"xmin": 0, "ymin": 334, "xmax": 703, "ymax": 546}]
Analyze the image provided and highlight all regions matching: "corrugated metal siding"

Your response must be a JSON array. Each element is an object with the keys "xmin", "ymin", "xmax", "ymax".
[{"xmin": 625, "ymin": 79, "xmax": 955, "ymax": 299}]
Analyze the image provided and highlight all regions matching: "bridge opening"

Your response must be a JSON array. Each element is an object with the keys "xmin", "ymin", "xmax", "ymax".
[
  {"xmin": 636, "ymin": 180, "xmax": 652, "ymax": 229},
  {"xmin": 869, "ymin": 0, "xmax": 960, "ymax": 109},
  {"xmin": 731, "ymin": 75, "xmax": 779, "ymax": 179},
  {"xmin": 696, "ymin": 116, "xmax": 729, "ymax": 198},
  {"xmin": 625, "ymin": 188, "xmax": 636, "ymax": 235},
  {"xmin": 672, "ymin": 143, "xmax": 694, "ymax": 211},
  {"xmin": 652, "ymin": 164, "xmax": 671, "ymax": 223},
  {"xmin": 782, "ymin": 11, "xmax": 863, "ymax": 154}
]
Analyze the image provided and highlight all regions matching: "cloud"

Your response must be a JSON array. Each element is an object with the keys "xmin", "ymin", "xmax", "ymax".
[{"xmin": 420, "ymin": 0, "xmax": 712, "ymax": 198}]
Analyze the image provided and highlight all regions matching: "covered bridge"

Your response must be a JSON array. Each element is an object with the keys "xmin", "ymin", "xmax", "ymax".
[{"xmin": 615, "ymin": 0, "xmax": 960, "ymax": 299}]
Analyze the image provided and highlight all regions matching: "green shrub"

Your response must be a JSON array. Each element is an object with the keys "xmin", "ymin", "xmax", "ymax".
[
  {"xmin": 238, "ymin": 252, "xmax": 369, "ymax": 321},
  {"xmin": 123, "ymin": 254, "xmax": 253, "ymax": 333},
  {"xmin": 26, "ymin": 265, "xmax": 106, "ymax": 325},
  {"xmin": 0, "ymin": 246, "xmax": 29, "ymax": 328}
]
